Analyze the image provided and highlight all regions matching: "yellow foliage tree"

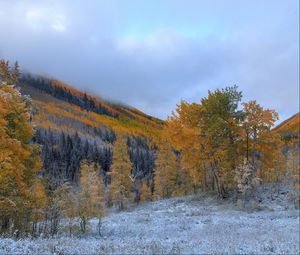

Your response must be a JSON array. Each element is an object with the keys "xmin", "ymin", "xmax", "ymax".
[
  {"xmin": 139, "ymin": 180, "xmax": 153, "ymax": 203},
  {"xmin": 286, "ymin": 149, "xmax": 300, "ymax": 208},
  {"xmin": 109, "ymin": 134, "xmax": 133, "ymax": 210},
  {"xmin": 165, "ymin": 87, "xmax": 243, "ymax": 198},
  {"xmin": 52, "ymin": 182, "xmax": 79, "ymax": 236},
  {"xmin": 154, "ymin": 140, "xmax": 191, "ymax": 199},
  {"xmin": 165, "ymin": 102, "xmax": 203, "ymax": 192},
  {"xmin": 259, "ymin": 133, "xmax": 285, "ymax": 189},
  {"xmin": 242, "ymin": 100, "xmax": 279, "ymax": 163},
  {"xmin": 78, "ymin": 160, "xmax": 106, "ymax": 234},
  {"xmin": 0, "ymin": 60, "xmax": 42, "ymax": 235},
  {"xmin": 154, "ymin": 141, "xmax": 177, "ymax": 199},
  {"xmin": 242, "ymin": 101, "xmax": 285, "ymax": 188},
  {"xmin": 29, "ymin": 178, "xmax": 47, "ymax": 236}
]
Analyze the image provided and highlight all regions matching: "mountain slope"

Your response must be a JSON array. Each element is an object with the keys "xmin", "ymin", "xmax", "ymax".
[
  {"xmin": 19, "ymin": 75, "xmax": 163, "ymax": 137},
  {"xmin": 18, "ymin": 74, "xmax": 162, "ymax": 187},
  {"xmin": 273, "ymin": 112, "xmax": 299, "ymax": 140}
]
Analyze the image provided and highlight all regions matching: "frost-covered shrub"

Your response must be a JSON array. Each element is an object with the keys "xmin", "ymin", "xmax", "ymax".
[{"xmin": 234, "ymin": 160, "xmax": 261, "ymax": 209}]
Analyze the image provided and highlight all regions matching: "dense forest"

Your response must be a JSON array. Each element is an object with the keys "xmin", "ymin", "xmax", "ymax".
[
  {"xmin": 0, "ymin": 60, "xmax": 299, "ymax": 237},
  {"xmin": 33, "ymin": 128, "xmax": 155, "ymax": 192}
]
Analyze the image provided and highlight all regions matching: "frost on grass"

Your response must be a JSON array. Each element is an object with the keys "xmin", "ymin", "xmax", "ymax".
[{"xmin": 0, "ymin": 192, "xmax": 299, "ymax": 254}]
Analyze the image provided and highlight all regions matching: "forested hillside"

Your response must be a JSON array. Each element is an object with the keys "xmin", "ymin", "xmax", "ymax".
[
  {"xmin": 1, "ymin": 60, "xmax": 299, "ymax": 238},
  {"xmin": 18, "ymin": 74, "xmax": 162, "ymax": 191},
  {"xmin": 273, "ymin": 112, "xmax": 299, "ymax": 141}
]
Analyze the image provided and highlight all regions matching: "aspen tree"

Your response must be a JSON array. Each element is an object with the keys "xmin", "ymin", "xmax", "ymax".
[
  {"xmin": 79, "ymin": 160, "xmax": 106, "ymax": 234},
  {"xmin": 109, "ymin": 134, "xmax": 133, "ymax": 210},
  {"xmin": 154, "ymin": 141, "xmax": 177, "ymax": 199},
  {"xmin": 139, "ymin": 180, "xmax": 152, "ymax": 203},
  {"xmin": 0, "ymin": 60, "xmax": 42, "ymax": 235}
]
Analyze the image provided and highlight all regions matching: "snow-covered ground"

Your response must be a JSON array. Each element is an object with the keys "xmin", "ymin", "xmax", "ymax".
[{"xmin": 1, "ymin": 192, "xmax": 299, "ymax": 254}]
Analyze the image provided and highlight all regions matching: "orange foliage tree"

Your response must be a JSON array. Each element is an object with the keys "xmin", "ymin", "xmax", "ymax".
[
  {"xmin": 164, "ymin": 87, "xmax": 285, "ymax": 198},
  {"xmin": 0, "ymin": 60, "xmax": 43, "ymax": 235},
  {"xmin": 109, "ymin": 134, "xmax": 133, "ymax": 210}
]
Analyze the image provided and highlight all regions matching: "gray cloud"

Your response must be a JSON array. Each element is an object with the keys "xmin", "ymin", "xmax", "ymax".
[{"xmin": 0, "ymin": 0, "xmax": 298, "ymax": 121}]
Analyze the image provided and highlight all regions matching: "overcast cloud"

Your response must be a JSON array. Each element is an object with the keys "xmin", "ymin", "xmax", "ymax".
[{"xmin": 0, "ymin": 0, "xmax": 298, "ymax": 120}]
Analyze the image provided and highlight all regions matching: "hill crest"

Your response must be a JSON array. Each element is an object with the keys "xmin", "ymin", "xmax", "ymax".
[{"xmin": 19, "ymin": 74, "xmax": 164, "ymax": 138}]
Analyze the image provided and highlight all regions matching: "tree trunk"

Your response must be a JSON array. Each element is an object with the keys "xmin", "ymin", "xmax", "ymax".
[
  {"xmin": 212, "ymin": 170, "xmax": 225, "ymax": 198},
  {"xmin": 97, "ymin": 218, "xmax": 102, "ymax": 236},
  {"xmin": 80, "ymin": 217, "xmax": 86, "ymax": 233},
  {"xmin": 246, "ymin": 130, "xmax": 249, "ymax": 162}
]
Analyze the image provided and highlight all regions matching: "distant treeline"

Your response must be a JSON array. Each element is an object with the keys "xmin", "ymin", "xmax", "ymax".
[{"xmin": 20, "ymin": 75, "xmax": 117, "ymax": 118}]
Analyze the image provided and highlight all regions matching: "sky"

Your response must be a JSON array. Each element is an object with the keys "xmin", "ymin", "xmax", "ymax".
[{"xmin": 0, "ymin": 0, "xmax": 299, "ymax": 121}]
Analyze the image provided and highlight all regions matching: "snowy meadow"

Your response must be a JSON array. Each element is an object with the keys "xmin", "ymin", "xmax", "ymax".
[{"xmin": 1, "ymin": 191, "xmax": 299, "ymax": 254}]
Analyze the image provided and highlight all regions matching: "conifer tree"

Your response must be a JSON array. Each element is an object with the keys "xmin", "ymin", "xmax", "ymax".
[{"xmin": 109, "ymin": 134, "xmax": 133, "ymax": 210}]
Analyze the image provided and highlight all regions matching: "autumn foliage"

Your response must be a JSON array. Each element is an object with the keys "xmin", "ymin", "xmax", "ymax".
[
  {"xmin": 109, "ymin": 134, "xmax": 133, "ymax": 210},
  {"xmin": 0, "ymin": 59, "xmax": 297, "ymax": 237},
  {"xmin": 0, "ymin": 60, "xmax": 42, "ymax": 235},
  {"xmin": 164, "ymin": 86, "xmax": 287, "ymax": 199}
]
